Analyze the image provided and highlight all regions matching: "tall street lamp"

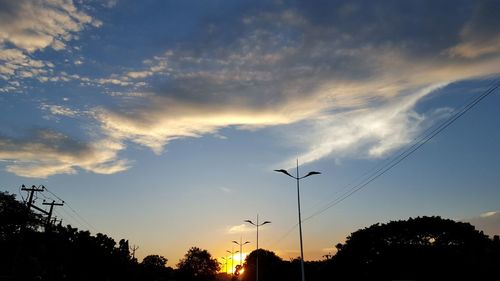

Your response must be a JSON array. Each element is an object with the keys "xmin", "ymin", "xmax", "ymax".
[
  {"xmin": 227, "ymin": 248, "xmax": 239, "ymax": 276},
  {"xmin": 221, "ymin": 256, "xmax": 228, "ymax": 274},
  {"xmin": 244, "ymin": 215, "xmax": 270, "ymax": 281},
  {"xmin": 233, "ymin": 236, "xmax": 250, "ymax": 268},
  {"xmin": 275, "ymin": 159, "xmax": 321, "ymax": 281}
]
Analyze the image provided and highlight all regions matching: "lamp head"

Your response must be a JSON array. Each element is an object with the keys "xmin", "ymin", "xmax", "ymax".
[
  {"xmin": 244, "ymin": 220, "xmax": 255, "ymax": 226},
  {"xmin": 274, "ymin": 169, "xmax": 294, "ymax": 178},
  {"xmin": 303, "ymin": 171, "xmax": 321, "ymax": 178}
]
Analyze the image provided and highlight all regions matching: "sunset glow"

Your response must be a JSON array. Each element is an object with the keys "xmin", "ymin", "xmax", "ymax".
[{"xmin": 1, "ymin": 0, "xmax": 499, "ymax": 271}]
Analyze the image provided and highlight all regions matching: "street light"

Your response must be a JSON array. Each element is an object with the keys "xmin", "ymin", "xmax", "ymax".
[
  {"xmin": 233, "ymin": 236, "xmax": 250, "ymax": 268},
  {"xmin": 244, "ymin": 214, "xmax": 270, "ymax": 281},
  {"xmin": 221, "ymin": 256, "xmax": 228, "ymax": 274},
  {"xmin": 275, "ymin": 159, "xmax": 321, "ymax": 281},
  {"xmin": 227, "ymin": 248, "xmax": 239, "ymax": 276}
]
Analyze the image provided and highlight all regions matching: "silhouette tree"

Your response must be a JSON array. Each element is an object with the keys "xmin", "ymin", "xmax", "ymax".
[
  {"xmin": 0, "ymin": 191, "xmax": 42, "ymax": 238},
  {"xmin": 242, "ymin": 249, "xmax": 285, "ymax": 281},
  {"xmin": 141, "ymin": 254, "xmax": 172, "ymax": 281},
  {"xmin": 142, "ymin": 254, "xmax": 168, "ymax": 268},
  {"xmin": 329, "ymin": 216, "xmax": 500, "ymax": 280},
  {"xmin": 176, "ymin": 247, "xmax": 220, "ymax": 281}
]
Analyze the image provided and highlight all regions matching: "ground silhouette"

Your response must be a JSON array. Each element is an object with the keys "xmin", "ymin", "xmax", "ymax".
[{"xmin": 2, "ymin": 191, "xmax": 500, "ymax": 281}]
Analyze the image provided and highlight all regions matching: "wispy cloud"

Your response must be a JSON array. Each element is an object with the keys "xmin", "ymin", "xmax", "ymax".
[
  {"xmin": 227, "ymin": 224, "xmax": 254, "ymax": 234},
  {"xmin": 90, "ymin": 2, "xmax": 500, "ymax": 167},
  {"xmin": 467, "ymin": 210, "xmax": 500, "ymax": 237},
  {"xmin": 0, "ymin": 0, "xmax": 101, "ymax": 90},
  {"xmin": 281, "ymin": 83, "xmax": 451, "ymax": 166},
  {"xmin": 0, "ymin": 129, "xmax": 129, "ymax": 178},
  {"xmin": 40, "ymin": 104, "xmax": 79, "ymax": 117},
  {"xmin": 2, "ymin": 1, "xmax": 500, "ymax": 177},
  {"xmin": 219, "ymin": 186, "xmax": 232, "ymax": 193},
  {"xmin": 480, "ymin": 211, "xmax": 498, "ymax": 218}
]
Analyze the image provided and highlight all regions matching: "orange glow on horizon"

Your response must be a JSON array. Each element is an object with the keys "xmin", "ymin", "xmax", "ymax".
[{"xmin": 218, "ymin": 253, "xmax": 248, "ymax": 274}]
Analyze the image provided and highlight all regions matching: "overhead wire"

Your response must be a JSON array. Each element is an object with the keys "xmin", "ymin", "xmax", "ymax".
[
  {"xmin": 269, "ymin": 79, "xmax": 500, "ymax": 247},
  {"xmin": 302, "ymin": 80, "xmax": 500, "ymax": 223},
  {"xmin": 44, "ymin": 186, "xmax": 99, "ymax": 233}
]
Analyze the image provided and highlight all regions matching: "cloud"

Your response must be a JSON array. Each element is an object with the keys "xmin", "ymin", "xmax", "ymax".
[
  {"xmin": 3, "ymin": 1, "xmax": 500, "ymax": 177},
  {"xmin": 89, "ymin": 1, "xmax": 500, "ymax": 165},
  {"xmin": 467, "ymin": 211, "xmax": 500, "ymax": 237},
  {"xmin": 227, "ymin": 224, "xmax": 254, "ymax": 234},
  {"xmin": 219, "ymin": 186, "xmax": 232, "ymax": 193},
  {"xmin": 447, "ymin": 0, "xmax": 500, "ymax": 58},
  {"xmin": 0, "ymin": 0, "xmax": 101, "ymax": 89},
  {"xmin": 0, "ymin": 0, "xmax": 100, "ymax": 52},
  {"xmin": 40, "ymin": 104, "xmax": 79, "ymax": 117},
  {"xmin": 93, "ymin": 97, "xmax": 300, "ymax": 154},
  {"xmin": 0, "ymin": 129, "xmax": 129, "ymax": 178},
  {"xmin": 283, "ymin": 83, "xmax": 452, "ymax": 166},
  {"xmin": 480, "ymin": 211, "xmax": 498, "ymax": 218}
]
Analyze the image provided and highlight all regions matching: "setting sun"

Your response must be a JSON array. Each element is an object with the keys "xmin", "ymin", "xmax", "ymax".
[{"xmin": 218, "ymin": 253, "xmax": 248, "ymax": 274}]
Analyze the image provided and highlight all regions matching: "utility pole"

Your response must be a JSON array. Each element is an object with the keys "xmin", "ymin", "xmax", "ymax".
[
  {"xmin": 51, "ymin": 217, "xmax": 63, "ymax": 226},
  {"xmin": 21, "ymin": 184, "xmax": 44, "ymax": 209},
  {"xmin": 130, "ymin": 245, "xmax": 139, "ymax": 260},
  {"xmin": 43, "ymin": 200, "xmax": 64, "ymax": 227}
]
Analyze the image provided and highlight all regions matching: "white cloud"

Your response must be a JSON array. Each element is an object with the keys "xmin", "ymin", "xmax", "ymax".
[
  {"xmin": 0, "ymin": 0, "xmax": 101, "ymax": 88},
  {"xmin": 480, "ymin": 211, "xmax": 498, "ymax": 218},
  {"xmin": 126, "ymin": 70, "xmax": 153, "ymax": 79},
  {"xmin": 0, "ymin": 0, "xmax": 98, "ymax": 53},
  {"xmin": 285, "ymin": 83, "xmax": 451, "ymax": 166},
  {"xmin": 219, "ymin": 186, "xmax": 232, "ymax": 193},
  {"xmin": 467, "ymin": 211, "xmax": 500, "ymax": 237},
  {"xmin": 0, "ymin": 129, "xmax": 129, "ymax": 178},
  {"xmin": 40, "ymin": 104, "xmax": 79, "ymax": 117},
  {"xmin": 3, "ymin": 2, "xmax": 500, "ymax": 177},
  {"xmin": 227, "ymin": 224, "xmax": 254, "ymax": 234}
]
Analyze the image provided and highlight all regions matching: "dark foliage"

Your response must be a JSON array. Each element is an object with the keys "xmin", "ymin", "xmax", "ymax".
[
  {"xmin": 327, "ymin": 216, "xmax": 500, "ymax": 280},
  {"xmin": 176, "ymin": 247, "xmax": 220, "ymax": 281},
  {"xmin": 3, "ymin": 191, "xmax": 499, "ymax": 281},
  {"xmin": 0, "ymin": 191, "xmax": 167, "ymax": 281},
  {"xmin": 242, "ymin": 249, "xmax": 285, "ymax": 281}
]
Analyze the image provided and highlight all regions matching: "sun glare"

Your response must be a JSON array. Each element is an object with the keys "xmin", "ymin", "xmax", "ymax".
[{"xmin": 218, "ymin": 253, "xmax": 248, "ymax": 274}]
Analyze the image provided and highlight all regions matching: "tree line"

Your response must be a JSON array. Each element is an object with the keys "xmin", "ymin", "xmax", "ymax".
[{"xmin": 2, "ymin": 190, "xmax": 500, "ymax": 280}]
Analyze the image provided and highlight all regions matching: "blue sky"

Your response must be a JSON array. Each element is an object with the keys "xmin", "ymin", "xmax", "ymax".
[{"xmin": 1, "ymin": 0, "xmax": 500, "ymax": 267}]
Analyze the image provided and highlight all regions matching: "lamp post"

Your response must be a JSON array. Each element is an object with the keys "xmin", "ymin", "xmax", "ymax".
[
  {"xmin": 227, "ymin": 248, "xmax": 239, "ymax": 276},
  {"xmin": 244, "ymin": 215, "xmax": 270, "ymax": 281},
  {"xmin": 221, "ymin": 256, "xmax": 228, "ymax": 274},
  {"xmin": 275, "ymin": 159, "xmax": 321, "ymax": 281},
  {"xmin": 233, "ymin": 236, "xmax": 250, "ymax": 268}
]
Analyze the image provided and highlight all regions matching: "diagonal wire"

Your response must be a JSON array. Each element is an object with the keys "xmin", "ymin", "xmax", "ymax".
[{"xmin": 269, "ymin": 79, "xmax": 500, "ymax": 247}]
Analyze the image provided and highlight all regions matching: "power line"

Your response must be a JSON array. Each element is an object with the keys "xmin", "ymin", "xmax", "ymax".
[
  {"xmin": 303, "ymin": 80, "xmax": 500, "ymax": 223},
  {"xmin": 44, "ymin": 186, "xmax": 99, "ymax": 233},
  {"xmin": 269, "ymin": 79, "xmax": 500, "ymax": 247}
]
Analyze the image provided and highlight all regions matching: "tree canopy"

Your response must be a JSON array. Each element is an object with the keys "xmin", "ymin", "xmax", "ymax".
[
  {"xmin": 176, "ymin": 247, "xmax": 220, "ymax": 281},
  {"xmin": 329, "ymin": 216, "xmax": 500, "ymax": 280}
]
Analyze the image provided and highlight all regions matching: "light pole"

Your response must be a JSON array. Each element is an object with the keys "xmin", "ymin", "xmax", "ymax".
[
  {"xmin": 227, "ymin": 248, "xmax": 239, "ymax": 276},
  {"xmin": 233, "ymin": 236, "xmax": 250, "ymax": 268},
  {"xmin": 244, "ymin": 215, "xmax": 270, "ymax": 281},
  {"xmin": 221, "ymin": 256, "xmax": 228, "ymax": 274},
  {"xmin": 275, "ymin": 159, "xmax": 321, "ymax": 281}
]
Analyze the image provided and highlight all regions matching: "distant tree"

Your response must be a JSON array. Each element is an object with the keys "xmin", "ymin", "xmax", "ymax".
[
  {"xmin": 141, "ymin": 254, "xmax": 171, "ymax": 281},
  {"xmin": 242, "ymin": 249, "xmax": 285, "ymax": 281},
  {"xmin": 329, "ymin": 216, "xmax": 500, "ymax": 280},
  {"xmin": 0, "ymin": 191, "xmax": 41, "ymax": 238},
  {"xmin": 176, "ymin": 247, "xmax": 220, "ymax": 281},
  {"xmin": 142, "ymin": 255, "xmax": 168, "ymax": 268}
]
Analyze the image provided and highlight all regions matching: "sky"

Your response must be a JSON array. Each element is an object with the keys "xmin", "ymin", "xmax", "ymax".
[{"xmin": 1, "ymin": 0, "xmax": 500, "ymax": 270}]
